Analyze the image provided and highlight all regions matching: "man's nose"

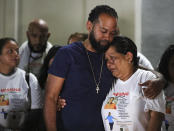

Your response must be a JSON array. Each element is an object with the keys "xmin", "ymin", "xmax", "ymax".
[
  {"xmin": 104, "ymin": 33, "xmax": 110, "ymax": 41},
  {"xmin": 35, "ymin": 36, "xmax": 41, "ymax": 43}
]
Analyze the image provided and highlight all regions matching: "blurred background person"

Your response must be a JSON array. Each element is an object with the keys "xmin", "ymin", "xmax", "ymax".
[
  {"xmin": 67, "ymin": 32, "xmax": 88, "ymax": 44},
  {"xmin": 18, "ymin": 19, "xmax": 53, "ymax": 78},
  {"xmin": 0, "ymin": 37, "xmax": 43, "ymax": 131},
  {"xmin": 158, "ymin": 45, "xmax": 174, "ymax": 131},
  {"xmin": 38, "ymin": 45, "xmax": 62, "ymax": 89}
]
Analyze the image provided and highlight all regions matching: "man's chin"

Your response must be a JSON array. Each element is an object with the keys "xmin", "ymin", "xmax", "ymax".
[
  {"xmin": 100, "ymin": 41, "xmax": 109, "ymax": 46},
  {"xmin": 99, "ymin": 45, "xmax": 110, "ymax": 53},
  {"xmin": 32, "ymin": 47, "xmax": 43, "ymax": 53}
]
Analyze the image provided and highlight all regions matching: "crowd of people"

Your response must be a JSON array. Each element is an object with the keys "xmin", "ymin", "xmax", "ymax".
[{"xmin": 0, "ymin": 4, "xmax": 173, "ymax": 131}]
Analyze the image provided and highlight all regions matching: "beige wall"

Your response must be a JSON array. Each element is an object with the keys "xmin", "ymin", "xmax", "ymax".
[
  {"xmin": 85, "ymin": 0, "xmax": 135, "ymax": 39},
  {"xmin": 18, "ymin": 0, "xmax": 86, "ymax": 45},
  {"xmin": 0, "ymin": 0, "xmax": 17, "ymax": 38},
  {"xmin": 0, "ymin": 0, "xmax": 140, "ymax": 49}
]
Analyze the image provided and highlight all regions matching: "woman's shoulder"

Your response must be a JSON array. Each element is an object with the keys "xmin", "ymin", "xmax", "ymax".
[
  {"xmin": 16, "ymin": 68, "xmax": 38, "ymax": 83},
  {"xmin": 135, "ymin": 69, "xmax": 156, "ymax": 85}
]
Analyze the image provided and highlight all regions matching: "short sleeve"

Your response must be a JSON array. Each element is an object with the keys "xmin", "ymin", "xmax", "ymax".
[
  {"xmin": 140, "ymin": 71, "xmax": 156, "ymax": 89},
  {"xmin": 29, "ymin": 73, "xmax": 43, "ymax": 109},
  {"xmin": 138, "ymin": 52, "xmax": 154, "ymax": 70},
  {"xmin": 144, "ymin": 91, "xmax": 166, "ymax": 113},
  {"xmin": 48, "ymin": 47, "xmax": 70, "ymax": 78},
  {"xmin": 141, "ymin": 71, "xmax": 166, "ymax": 113}
]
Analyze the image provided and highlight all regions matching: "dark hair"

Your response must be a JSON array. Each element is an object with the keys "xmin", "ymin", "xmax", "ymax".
[
  {"xmin": 88, "ymin": 5, "xmax": 118, "ymax": 23},
  {"xmin": 157, "ymin": 45, "xmax": 174, "ymax": 82},
  {"xmin": 110, "ymin": 36, "xmax": 139, "ymax": 67},
  {"xmin": 67, "ymin": 32, "xmax": 88, "ymax": 44},
  {"xmin": 38, "ymin": 45, "xmax": 62, "ymax": 88},
  {"xmin": 0, "ymin": 37, "xmax": 18, "ymax": 54}
]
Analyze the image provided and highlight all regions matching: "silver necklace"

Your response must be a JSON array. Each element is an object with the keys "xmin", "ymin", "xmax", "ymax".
[{"xmin": 85, "ymin": 50, "xmax": 104, "ymax": 94}]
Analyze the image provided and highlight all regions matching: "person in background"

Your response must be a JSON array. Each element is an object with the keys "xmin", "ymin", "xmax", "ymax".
[
  {"xmin": 38, "ymin": 45, "xmax": 62, "ymax": 89},
  {"xmin": 102, "ymin": 36, "xmax": 165, "ymax": 131},
  {"xmin": 0, "ymin": 38, "xmax": 43, "ymax": 131},
  {"xmin": 44, "ymin": 5, "xmax": 165, "ymax": 131},
  {"xmin": 67, "ymin": 32, "xmax": 88, "ymax": 44},
  {"xmin": 158, "ymin": 45, "xmax": 174, "ymax": 131},
  {"xmin": 18, "ymin": 18, "xmax": 53, "ymax": 78}
]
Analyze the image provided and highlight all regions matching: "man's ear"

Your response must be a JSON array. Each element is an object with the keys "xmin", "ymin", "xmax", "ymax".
[
  {"xmin": 86, "ymin": 21, "xmax": 93, "ymax": 32},
  {"xmin": 26, "ymin": 31, "xmax": 29, "ymax": 39},
  {"xmin": 126, "ymin": 52, "xmax": 133, "ymax": 63},
  {"xmin": 47, "ymin": 32, "xmax": 51, "ymax": 39}
]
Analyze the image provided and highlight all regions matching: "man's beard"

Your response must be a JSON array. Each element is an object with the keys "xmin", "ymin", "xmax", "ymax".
[
  {"xmin": 89, "ymin": 30, "xmax": 110, "ymax": 53},
  {"xmin": 28, "ymin": 41, "xmax": 47, "ymax": 53}
]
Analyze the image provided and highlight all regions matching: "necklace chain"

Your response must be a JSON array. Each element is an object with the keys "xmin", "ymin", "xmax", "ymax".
[{"xmin": 85, "ymin": 50, "xmax": 104, "ymax": 94}]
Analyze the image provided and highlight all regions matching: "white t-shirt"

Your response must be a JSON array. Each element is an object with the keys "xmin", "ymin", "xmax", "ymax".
[
  {"xmin": 0, "ymin": 68, "xmax": 43, "ymax": 129},
  {"xmin": 161, "ymin": 82, "xmax": 174, "ymax": 131},
  {"xmin": 101, "ymin": 69, "xmax": 165, "ymax": 131},
  {"xmin": 18, "ymin": 41, "xmax": 52, "ymax": 78},
  {"xmin": 138, "ymin": 52, "xmax": 154, "ymax": 70}
]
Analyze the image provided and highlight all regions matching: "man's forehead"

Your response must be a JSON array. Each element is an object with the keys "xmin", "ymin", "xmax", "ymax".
[
  {"xmin": 28, "ymin": 22, "xmax": 48, "ymax": 32},
  {"xmin": 28, "ymin": 26, "xmax": 48, "ymax": 34},
  {"xmin": 97, "ymin": 14, "xmax": 117, "ymax": 31}
]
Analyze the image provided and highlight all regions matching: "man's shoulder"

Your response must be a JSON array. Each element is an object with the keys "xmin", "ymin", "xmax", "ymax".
[
  {"xmin": 46, "ymin": 41, "xmax": 53, "ymax": 52},
  {"xmin": 20, "ymin": 41, "xmax": 28, "ymax": 48},
  {"xmin": 19, "ymin": 41, "xmax": 29, "ymax": 53},
  {"xmin": 137, "ymin": 52, "xmax": 148, "ymax": 61},
  {"xmin": 47, "ymin": 41, "xmax": 52, "ymax": 46},
  {"xmin": 137, "ymin": 52, "xmax": 154, "ymax": 70},
  {"xmin": 61, "ymin": 42, "xmax": 83, "ymax": 52},
  {"xmin": 52, "ymin": 42, "xmax": 84, "ymax": 62},
  {"xmin": 136, "ymin": 69, "xmax": 156, "ymax": 79}
]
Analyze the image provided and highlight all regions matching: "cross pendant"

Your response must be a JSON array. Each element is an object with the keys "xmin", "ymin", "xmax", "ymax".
[{"xmin": 96, "ymin": 86, "xmax": 100, "ymax": 94}]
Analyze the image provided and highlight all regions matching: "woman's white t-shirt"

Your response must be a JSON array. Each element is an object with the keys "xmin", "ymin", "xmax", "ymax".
[
  {"xmin": 0, "ymin": 68, "xmax": 43, "ymax": 129},
  {"xmin": 101, "ymin": 69, "xmax": 165, "ymax": 131}
]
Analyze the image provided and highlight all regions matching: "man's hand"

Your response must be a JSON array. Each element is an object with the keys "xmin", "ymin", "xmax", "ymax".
[{"xmin": 139, "ymin": 79, "xmax": 165, "ymax": 99}]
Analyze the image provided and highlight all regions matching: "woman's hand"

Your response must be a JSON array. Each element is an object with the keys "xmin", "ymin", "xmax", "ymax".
[{"xmin": 57, "ymin": 96, "xmax": 66, "ymax": 111}]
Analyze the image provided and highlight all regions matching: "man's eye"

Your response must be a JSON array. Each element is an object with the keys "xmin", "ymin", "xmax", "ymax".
[
  {"xmin": 101, "ymin": 30, "xmax": 107, "ymax": 33},
  {"xmin": 32, "ymin": 34, "xmax": 37, "ymax": 38},
  {"xmin": 111, "ymin": 32, "xmax": 116, "ymax": 36},
  {"xmin": 30, "ymin": 33, "xmax": 38, "ymax": 38}
]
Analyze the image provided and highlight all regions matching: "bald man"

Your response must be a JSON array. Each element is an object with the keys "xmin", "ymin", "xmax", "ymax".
[{"xmin": 19, "ymin": 19, "xmax": 53, "ymax": 78}]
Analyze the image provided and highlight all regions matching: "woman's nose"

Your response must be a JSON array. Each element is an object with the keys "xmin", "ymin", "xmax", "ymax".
[{"xmin": 107, "ymin": 61, "xmax": 112, "ymax": 69}]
